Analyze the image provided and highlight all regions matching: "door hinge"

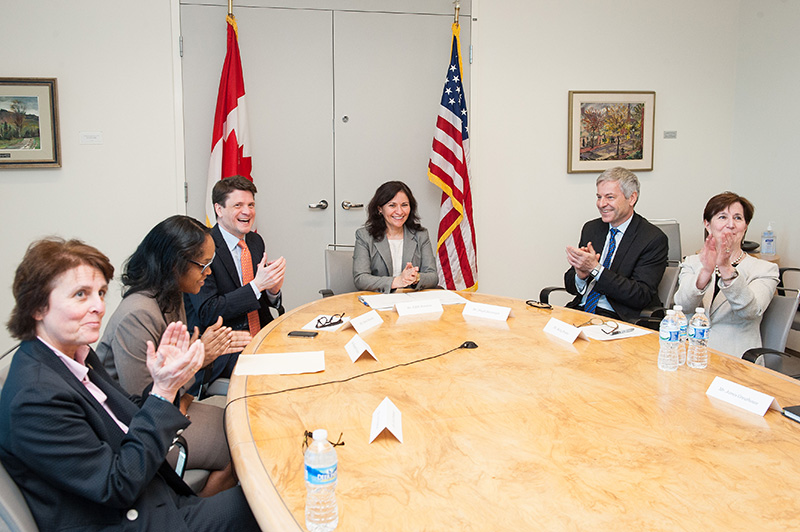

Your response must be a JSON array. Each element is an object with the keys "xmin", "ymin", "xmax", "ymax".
[
  {"xmin": 179, "ymin": 35, "xmax": 183, "ymax": 58},
  {"xmin": 184, "ymin": 182, "xmax": 188, "ymax": 203}
]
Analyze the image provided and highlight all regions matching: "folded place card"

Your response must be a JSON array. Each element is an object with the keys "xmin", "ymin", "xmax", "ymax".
[
  {"xmin": 395, "ymin": 299, "xmax": 444, "ymax": 317},
  {"xmin": 543, "ymin": 317, "xmax": 586, "ymax": 344},
  {"xmin": 369, "ymin": 397, "xmax": 403, "ymax": 443},
  {"xmin": 344, "ymin": 334, "xmax": 377, "ymax": 363},
  {"xmin": 233, "ymin": 351, "xmax": 325, "ymax": 376},
  {"xmin": 706, "ymin": 376, "xmax": 782, "ymax": 416},
  {"xmin": 348, "ymin": 309, "xmax": 384, "ymax": 334},
  {"xmin": 462, "ymin": 301, "xmax": 512, "ymax": 321}
]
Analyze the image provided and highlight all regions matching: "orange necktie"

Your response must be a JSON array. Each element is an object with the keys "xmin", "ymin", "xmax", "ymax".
[{"xmin": 238, "ymin": 239, "xmax": 261, "ymax": 336}]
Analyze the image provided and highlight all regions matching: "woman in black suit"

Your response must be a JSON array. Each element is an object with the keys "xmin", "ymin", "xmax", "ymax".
[{"xmin": 0, "ymin": 238, "xmax": 259, "ymax": 532}]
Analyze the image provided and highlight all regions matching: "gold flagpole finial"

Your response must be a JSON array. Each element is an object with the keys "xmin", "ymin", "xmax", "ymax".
[
  {"xmin": 228, "ymin": 0, "xmax": 233, "ymax": 16},
  {"xmin": 453, "ymin": 2, "xmax": 460, "ymax": 25}
]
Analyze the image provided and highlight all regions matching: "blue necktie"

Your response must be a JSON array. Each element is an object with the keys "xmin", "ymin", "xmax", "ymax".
[{"xmin": 584, "ymin": 227, "xmax": 620, "ymax": 314}]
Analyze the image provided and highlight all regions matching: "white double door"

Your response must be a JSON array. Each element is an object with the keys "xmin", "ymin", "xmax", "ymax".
[{"xmin": 180, "ymin": 1, "xmax": 470, "ymax": 310}]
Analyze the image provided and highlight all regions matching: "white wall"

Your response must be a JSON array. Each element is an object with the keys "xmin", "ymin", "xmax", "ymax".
[{"xmin": 0, "ymin": 1, "xmax": 184, "ymax": 355}]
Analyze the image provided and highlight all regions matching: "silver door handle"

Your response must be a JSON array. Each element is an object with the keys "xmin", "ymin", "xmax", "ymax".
[
  {"xmin": 342, "ymin": 201, "xmax": 363, "ymax": 210},
  {"xmin": 308, "ymin": 199, "xmax": 329, "ymax": 210}
]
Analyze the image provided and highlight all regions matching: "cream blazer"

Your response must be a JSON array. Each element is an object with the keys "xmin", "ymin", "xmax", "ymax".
[{"xmin": 673, "ymin": 254, "xmax": 779, "ymax": 357}]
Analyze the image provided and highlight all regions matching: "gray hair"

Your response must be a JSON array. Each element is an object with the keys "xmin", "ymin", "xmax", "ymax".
[{"xmin": 596, "ymin": 166, "xmax": 640, "ymax": 203}]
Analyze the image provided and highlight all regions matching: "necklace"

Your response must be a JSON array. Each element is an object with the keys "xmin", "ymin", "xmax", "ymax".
[{"xmin": 731, "ymin": 249, "xmax": 746, "ymax": 266}]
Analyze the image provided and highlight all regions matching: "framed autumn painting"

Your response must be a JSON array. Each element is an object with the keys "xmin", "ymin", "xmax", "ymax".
[
  {"xmin": 0, "ymin": 78, "xmax": 61, "ymax": 168},
  {"xmin": 568, "ymin": 90, "xmax": 654, "ymax": 173}
]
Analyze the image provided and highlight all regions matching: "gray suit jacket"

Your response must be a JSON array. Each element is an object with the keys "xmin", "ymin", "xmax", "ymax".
[
  {"xmin": 353, "ymin": 226, "xmax": 438, "ymax": 293},
  {"xmin": 673, "ymin": 253, "xmax": 779, "ymax": 357}
]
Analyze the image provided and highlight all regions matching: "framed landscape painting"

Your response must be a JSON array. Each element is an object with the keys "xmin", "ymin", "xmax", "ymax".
[
  {"xmin": 0, "ymin": 78, "xmax": 61, "ymax": 168},
  {"xmin": 567, "ymin": 90, "xmax": 654, "ymax": 173}
]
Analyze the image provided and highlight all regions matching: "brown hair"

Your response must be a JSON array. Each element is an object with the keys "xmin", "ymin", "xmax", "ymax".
[
  {"xmin": 211, "ymin": 175, "xmax": 258, "ymax": 213},
  {"xmin": 7, "ymin": 238, "xmax": 114, "ymax": 341},
  {"xmin": 703, "ymin": 191, "xmax": 755, "ymax": 224}
]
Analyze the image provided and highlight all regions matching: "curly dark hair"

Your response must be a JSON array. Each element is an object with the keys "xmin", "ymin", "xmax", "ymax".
[
  {"xmin": 8, "ymin": 238, "xmax": 114, "ymax": 341},
  {"xmin": 122, "ymin": 215, "xmax": 210, "ymax": 314},
  {"xmin": 364, "ymin": 181, "xmax": 424, "ymax": 241}
]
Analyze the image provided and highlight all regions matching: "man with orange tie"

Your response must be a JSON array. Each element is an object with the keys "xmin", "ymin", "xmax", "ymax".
[{"xmin": 186, "ymin": 175, "xmax": 286, "ymax": 385}]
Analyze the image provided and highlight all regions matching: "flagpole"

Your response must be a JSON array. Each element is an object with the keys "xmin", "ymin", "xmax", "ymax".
[
  {"xmin": 228, "ymin": 0, "xmax": 233, "ymax": 16},
  {"xmin": 453, "ymin": 2, "xmax": 460, "ymax": 25}
]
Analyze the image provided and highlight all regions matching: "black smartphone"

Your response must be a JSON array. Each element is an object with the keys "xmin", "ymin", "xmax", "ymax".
[
  {"xmin": 783, "ymin": 405, "xmax": 800, "ymax": 424},
  {"xmin": 288, "ymin": 330, "xmax": 318, "ymax": 338}
]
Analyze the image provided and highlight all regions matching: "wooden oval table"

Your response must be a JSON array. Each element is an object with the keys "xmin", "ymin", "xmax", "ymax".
[{"xmin": 225, "ymin": 292, "xmax": 800, "ymax": 531}]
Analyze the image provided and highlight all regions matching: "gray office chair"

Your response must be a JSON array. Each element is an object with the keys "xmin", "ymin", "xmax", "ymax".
[
  {"xmin": 742, "ymin": 288, "xmax": 800, "ymax": 373},
  {"xmin": 649, "ymin": 218, "xmax": 682, "ymax": 266},
  {"xmin": 779, "ymin": 268, "xmax": 800, "ymax": 336},
  {"xmin": 319, "ymin": 244, "xmax": 357, "ymax": 297},
  {"xmin": 0, "ymin": 359, "xmax": 40, "ymax": 532}
]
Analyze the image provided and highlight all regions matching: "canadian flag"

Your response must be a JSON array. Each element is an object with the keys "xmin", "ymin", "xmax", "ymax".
[{"xmin": 205, "ymin": 14, "xmax": 253, "ymax": 226}]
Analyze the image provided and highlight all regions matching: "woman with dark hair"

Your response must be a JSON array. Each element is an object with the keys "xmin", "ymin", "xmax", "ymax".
[
  {"xmin": 0, "ymin": 237, "xmax": 259, "ymax": 531},
  {"xmin": 96, "ymin": 215, "xmax": 250, "ymax": 496},
  {"xmin": 674, "ymin": 192, "xmax": 779, "ymax": 356},
  {"xmin": 353, "ymin": 180, "xmax": 438, "ymax": 293}
]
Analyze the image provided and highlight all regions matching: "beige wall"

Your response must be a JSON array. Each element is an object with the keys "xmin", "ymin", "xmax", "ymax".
[{"xmin": 1, "ymin": 0, "xmax": 797, "ymax": 358}]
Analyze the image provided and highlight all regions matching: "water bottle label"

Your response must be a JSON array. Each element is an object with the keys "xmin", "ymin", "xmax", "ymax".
[
  {"xmin": 305, "ymin": 464, "xmax": 337, "ymax": 486},
  {"xmin": 659, "ymin": 329, "xmax": 679, "ymax": 341},
  {"xmin": 689, "ymin": 326, "xmax": 709, "ymax": 340}
]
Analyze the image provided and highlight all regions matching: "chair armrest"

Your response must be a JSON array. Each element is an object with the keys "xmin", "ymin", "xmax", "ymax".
[
  {"xmin": 633, "ymin": 316, "xmax": 661, "ymax": 331},
  {"xmin": 638, "ymin": 306, "xmax": 667, "ymax": 320},
  {"xmin": 319, "ymin": 289, "xmax": 334, "ymax": 298},
  {"xmin": 539, "ymin": 286, "xmax": 568, "ymax": 305}
]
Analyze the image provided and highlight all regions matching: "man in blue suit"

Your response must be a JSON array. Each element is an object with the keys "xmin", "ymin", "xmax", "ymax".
[
  {"xmin": 186, "ymin": 176, "xmax": 286, "ymax": 383},
  {"xmin": 564, "ymin": 167, "xmax": 668, "ymax": 323}
]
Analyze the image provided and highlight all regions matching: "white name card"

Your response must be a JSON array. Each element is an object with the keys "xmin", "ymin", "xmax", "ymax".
[
  {"xmin": 370, "ymin": 397, "xmax": 403, "ymax": 443},
  {"xmin": 348, "ymin": 309, "xmax": 384, "ymax": 334},
  {"xmin": 543, "ymin": 317, "xmax": 586, "ymax": 344},
  {"xmin": 462, "ymin": 301, "xmax": 511, "ymax": 321},
  {"xmin": 395, "ymin": 299, "xmax": 444, "ymax": 317},
  {"xmin": 344, "ymin": 334, "xmax": 377, "ymax": 363},
  {"xmin": 233, "ymin": 351, "xmax": 325, "ymax": 376},
  {"xmin": 706, "ymin": 376, "xmax": 781, "ymax": 416}
]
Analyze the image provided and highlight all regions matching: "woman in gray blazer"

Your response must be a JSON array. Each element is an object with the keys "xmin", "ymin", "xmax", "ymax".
[
  {"xmin": 353, "ymin": 181, "xmax": 439, "ymax": 293},
  {"xmin": 674, "ymin": 192, "xmax": 779, "ymax": 356}
]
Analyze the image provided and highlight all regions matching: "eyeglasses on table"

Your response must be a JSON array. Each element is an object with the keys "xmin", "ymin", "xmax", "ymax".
[
  {"xmin": 573, "ymin": 317, "xmax": 619, "ymax": 335},
  {"xmin": 316, "ymin": 312, "xmax": 345, "ymax": 329}
]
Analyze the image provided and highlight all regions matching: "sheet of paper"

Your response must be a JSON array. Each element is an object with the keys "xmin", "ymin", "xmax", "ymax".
[
  {"xmin": 233, "ymin": 352, "xmax": 325, "ymax": 376},
  {"xmin": 395, "ymin": 299, "xmax": 444, "ymax": 317},
  {"xmin": 344, "ymin": 334, "xmax": 377, "ymax": 362},
  {"xmin": 348, "ymin": 309, "xmax": 384, "ymax": 334},
  {"xmin": 543, "ymin": 317, "xmax": 586, "ymax": 343},
  {"xmin": 358, "ymin": 293, "xmax": 412, "ymax": 310},
  {"xmin": 301, "ymin": 314, "xmax": 350, "ymax": 332},
  {"xmin": 462, "ymin": 301, "xmax": 512, "ymax": 321},
  {"xmin": 406, "ymin": 290, "xmax": 469, "ymax": 305},
  {"xmin": 579, "ymin": 325, "xmax": 652, "ymax": 341},
  {"xmin": 706, "ymin": 376, "xmax": 782, "ymax": 416},
  {"xmin": 369, "ymin": 397, "xmax": 403, "ymax": 443}
]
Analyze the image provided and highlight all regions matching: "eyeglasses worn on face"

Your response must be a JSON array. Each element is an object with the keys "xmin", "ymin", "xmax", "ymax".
[
  {"xmin": 188, "ymin": 253, "xmax": 215, "ymax": 274},
  {"xmin": 573, "ymin": 317, "xmax": 619, "ymax": 335}
]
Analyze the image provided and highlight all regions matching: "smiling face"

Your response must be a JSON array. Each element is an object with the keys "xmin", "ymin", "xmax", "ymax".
[
  {"xmin": 178, "ymin": 234, "xmax": 215, "ymax": 294},
  {"xmin": 34, "ymin": 264, "xmax": 107, "ymax": 358},
  {"xmin": 704, "ymin": 201, "xmax": 748, "ymax": 249},
  {"xmin": 379, "ymin": 191, "xmax": 411, "ymax": 234},
  {"xmin": 215, "ymin": 189, "xmax": 255, "ymax": 239},
  {"xmin": 596, "ymin": 180, "xmax": 637, "ymax": 227}
]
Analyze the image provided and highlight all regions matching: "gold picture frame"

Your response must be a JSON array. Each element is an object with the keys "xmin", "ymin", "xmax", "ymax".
[
  {"xmin": 0, "ymin": 78, "xmax": 61, "ymax": 168},
  {"xmin": 568, "ymin": 90, "xmax": 654, "ymax": 173}
]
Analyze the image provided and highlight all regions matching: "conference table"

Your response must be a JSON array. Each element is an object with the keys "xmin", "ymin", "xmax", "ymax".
[{"xmin": 225, "ymin": 291, "xmax": 800, "ymax": 531}]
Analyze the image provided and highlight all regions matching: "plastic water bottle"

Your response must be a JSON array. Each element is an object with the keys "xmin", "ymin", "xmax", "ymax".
[
  {"xmin": 672, "ymin": 305, "xmax": 687, "ymax": 366},
  {"xmin": 658, "ymin": 309, "xmax": 680, "ymax": 371},
  {"xmin": 687, "ymin": 308, "xmax": 710, "ymax": 369},
  {"xmin": 761, "ymin": 222, "xmax": 776, "ymax": 256},
  {"xmin": 305, "ymin": 429, "xmax": 338, "ymax": 532}
]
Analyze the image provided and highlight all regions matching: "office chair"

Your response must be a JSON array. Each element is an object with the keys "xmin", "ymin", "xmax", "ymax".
[
  {"xmin": 649, "ymin": 218, "xmax": 682, "ymax": 265},
  {"xmin": 742, "ymin": 288, "xmax": 800, "ymax": 374},
  {"xmin": 319, "ymin": 244, "xmax": 357, "ymax": 297},
  {"xmin": 779, "ymin": 268, "xmax": 800, "ymax": 336}
]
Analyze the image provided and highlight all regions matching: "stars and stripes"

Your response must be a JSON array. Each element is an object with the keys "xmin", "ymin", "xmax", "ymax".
[{"xmin": 427, "ymin": 22, "xmax": 477, "ymax": 291}]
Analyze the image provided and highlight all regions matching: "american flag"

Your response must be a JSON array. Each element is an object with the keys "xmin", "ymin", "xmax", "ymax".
[
  {"xmin": 427, "ymin": 23, "xmax": 477, "ymax": 291},
  {"xmin": 205, "ymin": 14, "xmax": 253, "ymax": 227}
]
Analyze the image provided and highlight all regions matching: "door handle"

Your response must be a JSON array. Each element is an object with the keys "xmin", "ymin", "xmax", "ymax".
[
  {"xmin": 308, "ymin": 199, "xmax": 329, "ymax": 210},
  {"xmin": 342, "ymin": 201, "xmax": 363, "ymax": 210}
]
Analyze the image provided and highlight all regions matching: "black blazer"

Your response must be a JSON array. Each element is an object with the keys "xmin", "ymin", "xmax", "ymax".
[
  {"xmin": 0, "ymin": 339, "xmax": 193, "ymax": 531},
  {"xmin": 186, "ymin": 224, "xmax": 283, "ymax": 332},
  {"xmin": 564, "ymin": 212, "xmax": 668, "ymax": 323}
]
